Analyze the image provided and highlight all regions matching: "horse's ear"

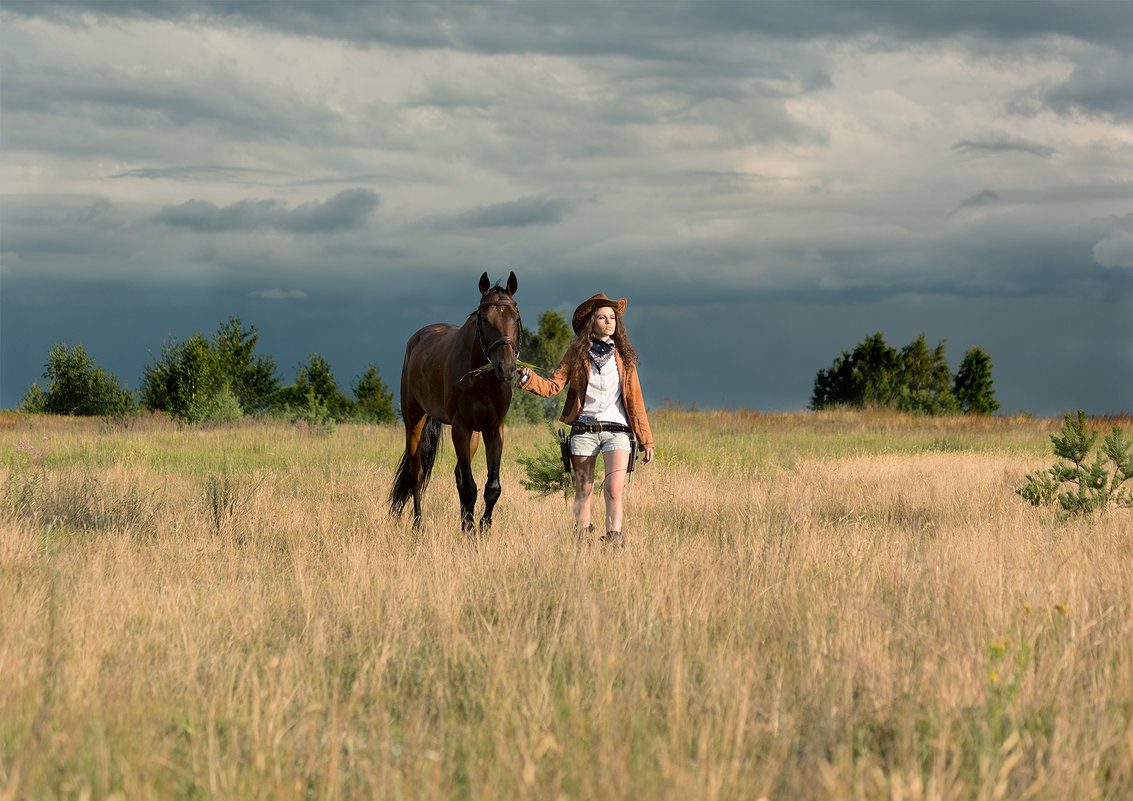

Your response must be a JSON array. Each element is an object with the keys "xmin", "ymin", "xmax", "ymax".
[
  {"xmin": 506, "ymin": 271, "xmax": 518, "ymax": 295},
  {"xmin": 479, "ymin": 272, "xmax": 490, "ymax": 295}
]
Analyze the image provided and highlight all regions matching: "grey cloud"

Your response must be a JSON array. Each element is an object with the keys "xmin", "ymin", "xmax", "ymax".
[
  {"xmin": 1043, "ymin": 49, "xmax": 1133, "ymax": 121},
  {"xmin": 1091, "ymin": 214, "xmax": 1133, "ymax": 270},
  {"xmin": 112, "ymin": 164, "xmax": 286, "ymax": 183},
  {"xmin": 950, "ymin": 138, "xmax": 1056, "ymax": 158},
  {"xmin": 955, "ymin": 190, "xmax": 1000, "ymax": 213},
  {"xmin": 443, "ymin": 196, "xmax": 576, "ymax": 229},
  {"xmin": 0, "ymin": 53, "xmax": 340, "ymax": 161},
  {"xmin": 153, "ymin": 189, "xmax": 379, "ymax": 234}
]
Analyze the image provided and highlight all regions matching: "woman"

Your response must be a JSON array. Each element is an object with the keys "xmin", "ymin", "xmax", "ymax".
[{"xmin": 517, "ymin": 293, "xmax": 654, "ymax": 546}]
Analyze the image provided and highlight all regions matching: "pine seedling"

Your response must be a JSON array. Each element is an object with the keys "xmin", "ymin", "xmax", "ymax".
[{"xmin": 1017, "ymin": 411, "xmax": 1133, "ymax": 518}]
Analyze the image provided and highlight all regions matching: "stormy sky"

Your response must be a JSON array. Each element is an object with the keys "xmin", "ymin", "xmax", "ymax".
[{"xmin": 2, "ymin": 1, "xmax": 1130, "ymax": 416}]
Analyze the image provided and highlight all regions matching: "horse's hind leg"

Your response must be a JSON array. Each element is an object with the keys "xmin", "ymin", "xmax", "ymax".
[
  {"xmin": 480, "ymin": 426, "xmax": 504, "ymax": 532},
  {"xmin": 452, "ymin": 423, "xmax": 478, "ymax": 533},
  {"xmin": 404, "ymin": 405, "xmax": 428, "ymax": 529}
]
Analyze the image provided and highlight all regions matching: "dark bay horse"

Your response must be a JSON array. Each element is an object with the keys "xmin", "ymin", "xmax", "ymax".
[{"xmin": 388, "ymin": 272, "xmax": 521, "ymax": 532}]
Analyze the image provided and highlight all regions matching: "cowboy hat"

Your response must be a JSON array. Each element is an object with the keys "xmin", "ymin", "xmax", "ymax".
[{"xmin": 572, "ymin": 293, "xmax": 627, "ymax": 334}]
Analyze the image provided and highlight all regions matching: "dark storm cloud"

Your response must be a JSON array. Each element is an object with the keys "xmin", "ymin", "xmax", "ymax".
[
  {"xmin": 153, "ymin": 189, "xmax": 379, "ymax": 234},
  {"xmin": 2, "ymin": 2, "xmax": 1130, "ymax": 415},
  {"xmin": 440, "ymin": 196, "xmax": 576, "ymax": 230},
  {"xmin": 6, "ymin": 1, "xmax": 1128, "ymax": 49}
]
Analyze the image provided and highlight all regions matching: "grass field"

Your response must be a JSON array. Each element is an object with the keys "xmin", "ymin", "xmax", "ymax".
[{"xmin": 2, "ymin": 408, "xmax": 1131, "ymax": 800}]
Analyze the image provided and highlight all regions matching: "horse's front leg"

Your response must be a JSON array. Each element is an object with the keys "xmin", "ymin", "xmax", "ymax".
[
  {"xmin": 480, "ymin": 426, "xmax": 504, "ymax": 532},
  {"xmin": 451, "ymin": 423, "xmax": 478, "ymax": 533}
]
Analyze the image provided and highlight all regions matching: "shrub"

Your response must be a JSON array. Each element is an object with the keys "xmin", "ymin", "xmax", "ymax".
[
  {"xmin": 1017, "ymin": 411, "xmax": 1133, "ymax": 518},
  {"xmin": 515, "ymin": 425, "xmax": 576, "ymax": 498}
]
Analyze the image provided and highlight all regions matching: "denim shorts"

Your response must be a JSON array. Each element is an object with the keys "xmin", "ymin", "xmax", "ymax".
[{"xmin": 569, "ymin": 416, "xmax": 633, "ymax": 457}]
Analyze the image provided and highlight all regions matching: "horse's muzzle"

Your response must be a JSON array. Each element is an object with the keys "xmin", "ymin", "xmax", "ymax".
[
  {"xmin": 492, "ymin": 348, "xmax": 518, "ymax": 382},
  {"xmin": 485, "ymin": 336, "xmax": 517, "ymax": 382}
]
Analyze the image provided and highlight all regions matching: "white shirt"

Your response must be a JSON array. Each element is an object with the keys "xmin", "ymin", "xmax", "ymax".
[{"xmin": 579, "ymin": 345, "xmax": 629, "ymax": 425}]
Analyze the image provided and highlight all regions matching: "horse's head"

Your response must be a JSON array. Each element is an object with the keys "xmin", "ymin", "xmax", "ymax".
[{"xmin": 476, "ymin": 271, "xmax": 520, "ymax": 382}]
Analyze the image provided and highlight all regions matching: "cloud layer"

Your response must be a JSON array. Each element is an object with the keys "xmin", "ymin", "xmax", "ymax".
[{"xmin": 1, "ymin": 1, "xmax": 1130, "ymax": 414}]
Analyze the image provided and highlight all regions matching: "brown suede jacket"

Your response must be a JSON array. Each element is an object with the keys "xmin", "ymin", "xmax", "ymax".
[{"xmin": 520, "ymin": 350, "xmax": 654, "ymax": 449}]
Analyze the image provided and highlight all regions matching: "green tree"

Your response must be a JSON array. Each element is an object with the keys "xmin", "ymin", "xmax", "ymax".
[
  {"xmin": 954, "ymin": 347, "xmax": 1000, "ymax": 415},
  {"xmin": 810, "ymin": 332, "xmax": 901, "ymax": 410},
  {"xmin": 142, "ymin": 317, "xmax": 279, "ymax": 423},
  {"xmin": 142, "ymin": 333, "xmax": 226, "ymax": 422},
  {"xmin": 896, "ymin": 334, "xmax": 957, "ymax": 415},
  {"xmin": 294, "ymin": 353, "xmax": 351, "ymax": 419},
  {"xmin": 1017, "ymin": 411, "xmax": 1133, "ymax": 517},
  {"xmin": 211, "ymin": 317, "xmax": 279, "ymax": 414},
  {"xmin": 20, "ymin": 342, "xmax": 135, "ymax": 417},
  {"xmin": 352, "ymin": 363, "xmax": 397, "ymax": 423},
  {"xmin": 812, "ymin": 332, "xmax": 969, "ymax": 414},
  {"xmin": 512, "ymin": 309, "xmax": 572, "ymax": 423}
]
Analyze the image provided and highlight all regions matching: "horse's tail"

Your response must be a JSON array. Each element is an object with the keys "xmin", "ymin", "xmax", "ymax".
[{"xmin": 388, "ymin": 416, "xmax": 443, "ymax": 516}]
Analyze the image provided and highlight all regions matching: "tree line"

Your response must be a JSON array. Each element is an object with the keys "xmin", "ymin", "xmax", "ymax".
[
  {"xmin": 18, "ymin": 317, "xmax": 393, "ymax": 424},
  {"xmin": 809, "ymin": 332, "xmax": 999, "ymax": 415},
  {"xmin": 18, "ymin": 311, "xmax": 577, "ymax": 425},
  {"xmin": 18, "ymin": 317, "xmax": 998, "ymax": 422}
]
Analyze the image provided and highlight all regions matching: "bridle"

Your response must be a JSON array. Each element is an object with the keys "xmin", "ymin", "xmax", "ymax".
[{"xmin": 476, "ymin": 295, "xmax": 522, "ymax": 362}]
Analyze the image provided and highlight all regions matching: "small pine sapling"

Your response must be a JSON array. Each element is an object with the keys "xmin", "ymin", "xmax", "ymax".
[
  {"xmin": 515, "ymin": 424, "xmax": 603, "ymax": 498},
  {"xmin": 1017, "ymin": 411, "xmax": 1133, "ymax": 518}
]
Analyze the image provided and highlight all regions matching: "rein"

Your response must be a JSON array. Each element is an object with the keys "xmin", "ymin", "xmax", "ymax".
[{"xmin": 476, "ymin": 297, "xmax": 522, "ymax": 362}]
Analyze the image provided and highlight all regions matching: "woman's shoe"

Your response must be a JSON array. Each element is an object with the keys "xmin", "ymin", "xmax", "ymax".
[{"xmin": 600, "ymin": 530, "xmax": 624, "ymax": 548}]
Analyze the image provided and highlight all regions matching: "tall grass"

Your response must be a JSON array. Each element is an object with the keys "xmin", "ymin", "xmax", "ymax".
[{"xmin": 1, "ymin": 409, "xmax": 1130, "ymax": 800}]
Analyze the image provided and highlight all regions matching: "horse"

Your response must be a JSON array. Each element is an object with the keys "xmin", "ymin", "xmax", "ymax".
[{"xmin": 388, "ymin": 271, "xmax": 521, "ymax": 532}]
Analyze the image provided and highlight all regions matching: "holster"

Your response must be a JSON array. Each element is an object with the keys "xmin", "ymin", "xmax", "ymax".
[
  {"xmin": 558, "ymin": 428, "xmax": 572, "ymax": 475},
  {"xmin": 627, "ymin": 436, "xmax": 638, "ymax": 484}
]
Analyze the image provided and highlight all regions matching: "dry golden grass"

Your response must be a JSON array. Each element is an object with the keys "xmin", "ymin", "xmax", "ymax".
[{"xmin": 1, "ymin": 409, "xmax": 1131, "ymax": 800}]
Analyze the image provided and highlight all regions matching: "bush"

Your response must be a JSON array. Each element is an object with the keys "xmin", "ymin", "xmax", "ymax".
[
  {"xmin": 20, "ymin": 343, "xmax": 136, "ymax": 417},
  {"xmin": 1017, "ymin": 411, "xmax": 1133, "ymax": 518}
]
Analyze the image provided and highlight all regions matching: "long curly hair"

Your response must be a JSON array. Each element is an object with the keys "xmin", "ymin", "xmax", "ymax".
[{"xmin": 562, "ymin": 305, "xmax": 638, "ymax": 369}]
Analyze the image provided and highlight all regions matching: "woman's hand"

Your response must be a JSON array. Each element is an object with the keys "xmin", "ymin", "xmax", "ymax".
[
  {"xmin": 641, "ymin": 446, "xmax": 654, "ymax": 465},
  {"xmin": 516, "ymin": 367, "xmax": 530, "ymax": 386}
]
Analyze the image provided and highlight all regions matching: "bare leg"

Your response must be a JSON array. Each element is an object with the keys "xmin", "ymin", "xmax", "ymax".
[
  {"xmin": 601, "ymin": 449, "xmax": 631, "ymax": 533},
  {"xmin": 571, "ymin": 454, "xmax": 597, "ymax": 533}
]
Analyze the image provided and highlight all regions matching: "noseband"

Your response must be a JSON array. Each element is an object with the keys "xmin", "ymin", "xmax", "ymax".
[{"xmin": 476, "ymin": 297, "xmax": 522, "ymax": 361}]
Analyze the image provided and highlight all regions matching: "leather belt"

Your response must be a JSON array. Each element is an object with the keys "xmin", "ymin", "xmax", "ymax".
[{"xmin": 571, "ymin": 421, "xmax": 633, "ymax": 435}]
